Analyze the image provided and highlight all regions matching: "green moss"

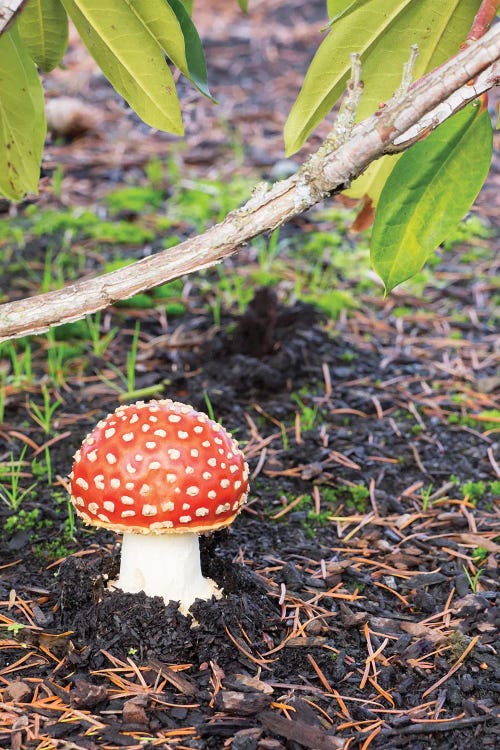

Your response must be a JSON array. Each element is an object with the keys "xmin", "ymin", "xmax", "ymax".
[
  {"xmin": 461, "ymin": 480, "xmax": 486, "ymax": 505},
  {"xmin": 104, "ymin": 186, "xmax": 165, "ymax": 214}
]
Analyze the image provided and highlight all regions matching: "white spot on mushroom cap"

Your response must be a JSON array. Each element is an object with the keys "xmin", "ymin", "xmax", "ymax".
[
  {"xmin": 106, "ymin": 453, "xmax": 117, "ymax": 465},
  {"xmin": 125, "ymin": 482, "xmax": 135, "ymax": 490},
  {"xmin": 190, "ymin": 448, "xmax": 199, "ymax": 458},
  {"xmin": 207, "ymin": 458, "xmax": 217, "ymax": 467},
  {"xmin": 180, "ymin": 515, "xmax": 192, "ymax": 523},
  {"xmin": 103, "ymin": 501, "xmax": 115, "ymax": 512},
  {"xmin": 168, "ymin": 449, "xmax": 180, "ymax": 460},
  {"xmin": 182, "ymin": 503, "xmax": 190, "ymax": 510},
  {"xmin": 166, "ymin": 473, "xmax": 176, "ymax": 483},
  {"xmin": 122, "ymin": 433, "xmax": 134, "ymax": 442},
  {"xmin": 150, "ymin": 520, "xmax": 173, "ymax": 529},
  {"xmin": 178, "ymin": 431, "xmax": 189, "ymax": 440},
  {"xmin": 194, "ymin": 425, "xmax": 204, "ymax": 434},
  {"xmin": 88, "ymin": 502, "xmax": 99, "ymax": 514},
  {"xmin": 110, "ymin": 478, "xmax": 120, "ymax": 489},
  {"xmin": 142, "ymin": 424, "xmax": 151, "ymax": 432},
  {"xmin": 74, "ymin": 496, "xmax": 84, "ymax": 507},
  {"xmin": 94, "ymin": 475, "xmax": 105, "ymax": 490},
  {"xmin": 196, "ymin": 507, "xmax": 209, "ymax": 517},
  {"xmin": 129, "ymin": 413, "xmax": 139, "ymax": 424},
  {"xmin": 186, "ymin": 486, "xmax": 200, "ymax": 497},
  {"xmin": 234, "ymin": 480, "xmax": 242, "ymax": 490},
  {"xmin": 161, "ymin": 501, "xmax": 174, "ymax": 512},
  {"xmin": 140, "ymin": 484, "xmax": 150, "ymax": 496},
  {"xmin": 168, "ymin": 414, "xmax": 181, "ymax": 423},
  {"xmin": 135, "ymin": 454, "xmax": 143, "ymax": 462},
  {"xmin": 215, "ymin": 503, "xmax": 230, "ymax": 515},
  {"xmin": 150, "ymin": 461, "xmax": 161, "ymax": 470},
  {"xmin": 121, "ymin": 496, "xmax": 134, "ymax": 505},
  {"xmin": 88, "ymin": 450, "xmax": 98, "ymax": 463},
  {"xmin": 202, "ymin": 471, "xmax": 212, "ymax": 480},
  {"xmin": 122, "ymin": 510, "xmax": 136, "ymax": 518},
  {"xmin": 75, "ymin": 477, "xmax": 89, "ymax": 490},
  {"xmin": 142, "ymin": 505, "xmax": 158, "ymax": 517},
  {"xmin": 220, "ymin": 479, "xmax": 230, "ymax": 489},
  {"xmin": 105, "ymin": 428, "xmax": 115, "ymax": 438},
  {"xmin": 145, "ymin": 441, "xmax": 157, "ymax": 450},
  {"xmin": 126, "ymin": 463, "xmax": 137, "ymax": 474},
  {"xmin": 185, "ymin": 466, "xmax": 194, "ymax": 475},
  {"xmin": 208, "ymin": 490, "xmax": 217, "ymax": 500},
  {"xmin": 98, "ymin": 514, "xmax": 110, "ymax": 523},
  {"xmin": 154, "ymin": 429, "xmax": 167, "ymax": 437},
  {"xmin": 229, "ymin": 464, "xmax": 239, "ymax": 474},
  {"xmin": 202, "ymin": 440, "xmax": 211, "ymax": 447}
]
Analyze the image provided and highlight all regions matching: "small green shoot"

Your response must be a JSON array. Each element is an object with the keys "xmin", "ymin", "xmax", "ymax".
[
  {"xmin": 291, "ymin": 393, "xmax": 318, "ymax": 431},
  {"xmin": 420, "ymin": 484, "xmax": 434, "ymax": 511},
  {"xmin": 6, "ymin": 622, "xmax": 24, "ymax": 636},
  {"xmin": 28, "ymin": 385, "xmax": 62, "ymax": 434},
  {"xmin": 203, "ymin": 390, "xmax": 216, "ymax": 422},
  {"xmin": 462, "ymin": 564, "xmax": 483, "ymax": 594},
  {"xmin": 100, "ymin": 322, "xmax": 141, "ymax": 397},
  {"xmin": 0, "ymin": 446, "xmax": 36, "ymax": 511},
  {"xmin": 86, "ymin": 312, "xmax": 119, "ymax": 358}
]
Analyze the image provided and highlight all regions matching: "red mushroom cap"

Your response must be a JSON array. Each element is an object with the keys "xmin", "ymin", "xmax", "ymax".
[{"xmin": 70, "ymin": 399, "xmax": 249, "ymax": 534}]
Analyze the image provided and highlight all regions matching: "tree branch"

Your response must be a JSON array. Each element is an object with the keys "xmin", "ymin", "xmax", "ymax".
[
  {"xmin": 0, "ymin": 24, "xmax": 499, "ymax": 342},
  {"xmin": 389, "ymin": 59, "xmax": 499, "ymax": 151},
  {"xmin": 0, "ymin": 0, "xmax": 28, "ymax": 35}
]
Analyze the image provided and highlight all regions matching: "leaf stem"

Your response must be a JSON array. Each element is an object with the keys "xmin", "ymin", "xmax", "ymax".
[{"xmin": 466, "ymin": 0, "xmax": 500, "ymax": 43}]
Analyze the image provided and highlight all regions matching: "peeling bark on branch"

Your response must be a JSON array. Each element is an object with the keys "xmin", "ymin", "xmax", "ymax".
[
  {"xmin": 0, "ymin": 25, "xmax": 499, "ymax": 342},
  {"xmin": 0, "ymin": 0, "xmax": 27, "ymax": 35}
]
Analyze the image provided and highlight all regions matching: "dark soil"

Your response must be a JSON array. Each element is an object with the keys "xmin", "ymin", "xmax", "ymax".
[
  {"xmin": 1, "ymin": 290, "xmax": 499, "ymax": 749},
  {"xmin": 1, "ymin": 1, "xmax": 499, "ymax": 749}
]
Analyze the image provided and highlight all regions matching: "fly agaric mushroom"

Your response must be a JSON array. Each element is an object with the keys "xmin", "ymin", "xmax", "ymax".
[{"xmin": 70, "ymin": 399, "xmax": 249, "ymax": 613}]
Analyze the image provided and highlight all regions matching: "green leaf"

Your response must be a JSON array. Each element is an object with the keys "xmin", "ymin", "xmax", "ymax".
[
  {"xmin": 166, "ymin": 0, "xmax": 212, "ymax": 99},
  {"xmin": 371, "ymin": 104, "xmax": 493, "ymax": 293},
  {"xmin": 326, "ymin": 1, "xmax": 359, "ymax": 22},
  {"xmin": 285, "ymin": 0, "xmax": 480, "ymax": 156},
  {"xmin": 60, "ymin": 0, "xmax": 183, "ymax": 133},
  {"xmin": 17, "ymin": 0, "xmax": 68, "ymax": 72},
  {"xmin": 0, "ymin": 25, "xmax": 45, "ymax": 201},
  {"xmin": 237, "ymin": 0, "xmax": 249, "ymax": 11}
]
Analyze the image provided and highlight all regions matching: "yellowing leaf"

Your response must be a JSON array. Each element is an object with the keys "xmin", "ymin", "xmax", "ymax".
[
  {"xmin": 61, "ymin": 0, "xmax": 183, "ymax": 134},
  {"xmin": 346, "ymin": 153, "xmax": 400, "ymax": 203},
  {"xmin": 371, "ymin": 104, "xmax": 493, "ymax": 293},
  {"xmin": 0, "ymin": 25, "xmax": 45, "ymax": 200},
  {"xmin": 17, "ymin": 0, "xmax": 68, "ymax": 72},
  {"xmin": 285, "ymin": 0, "xmax": 480, "ymax": 156}
]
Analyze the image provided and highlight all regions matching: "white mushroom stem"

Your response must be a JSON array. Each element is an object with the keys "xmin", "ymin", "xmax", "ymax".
[{"xmin": 113, "ymin": 531, "xmax": 222, "ymax": 614}]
